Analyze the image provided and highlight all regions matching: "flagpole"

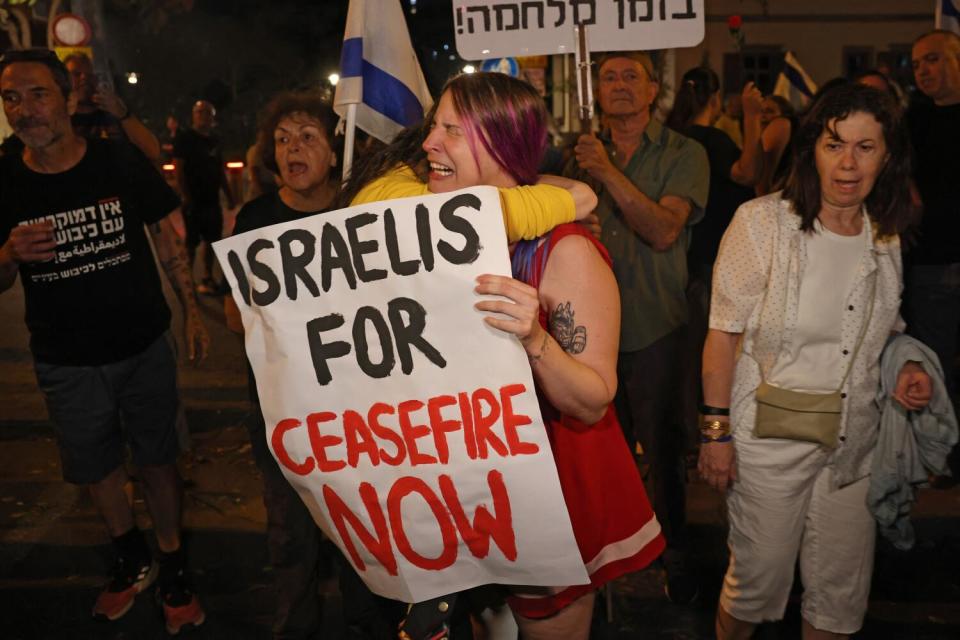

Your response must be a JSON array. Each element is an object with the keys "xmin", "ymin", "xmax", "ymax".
[{"xmin": 342, "ymin": 103, "xmax": 357, "ymax": 182}]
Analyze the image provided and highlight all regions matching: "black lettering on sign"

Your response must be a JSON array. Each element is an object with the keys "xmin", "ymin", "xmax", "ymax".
[
  {"xmin": 345, "ymin": 212, "xmax": 388, "ymax": 283},
  {"xmin": 227, "ymin": 249, "xmax": 251, "ymax": 306},
  {"xmin": 278, "ymin": 228, "xmax": 320, "ymax": 300},
  {"xmin": 415, "ymin": 204, "xmax": 435, "ymax": 272},
  {"xmin": 353, "ymin": 306, "xmax": 397, "ymax": 379},
  {"xmin": 307, "ymin": 313, "xmax": 352, "ymax": 386},
  {"xmin": 437, "ymin": 194, "xmax": 482, "ymax": 265},
  {"xmin": 384, "ymin": 208, "xmax": 420, "ymax": 276},
  {"xmin": 388, "ymin": 297, "xmax": 448, "ymax": 374},
  {"xmin": 248, "ymin": 238, "xmax": 281, "ymax": 307},
  {"xmin": 320, "ymin": 222, "xmax": 358, "ymax": 292}
]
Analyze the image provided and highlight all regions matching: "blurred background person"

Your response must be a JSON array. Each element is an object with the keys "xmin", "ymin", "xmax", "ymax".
[
  {"xmin": 714, "ymin": 91, "xmax": 744, "ymax": 149},
  {"xmin": 64, "ymin": 52, "xmax": 160, "ymax": 163},
  {"xmin": 174, "ymin": 99, "xmax": 236, "ymax": 295},
  {"xmin": 756, "ymin": 94, "xmax": 795, "ymax": 195}
]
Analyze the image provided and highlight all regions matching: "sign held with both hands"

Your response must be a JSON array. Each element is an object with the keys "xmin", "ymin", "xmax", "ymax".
[{"xmin": 214, "ymin": 188, "xmax": 587, "ymax": 603}]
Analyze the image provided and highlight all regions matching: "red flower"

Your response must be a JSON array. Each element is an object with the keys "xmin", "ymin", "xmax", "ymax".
[{"xmin": 728, "ymin": 15, "xmax": 742, "ymax": 30}]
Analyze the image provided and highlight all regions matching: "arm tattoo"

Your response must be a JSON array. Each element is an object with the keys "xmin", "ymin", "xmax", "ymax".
[
  {"xmin": 549, "ymin": 301, "xmax": 587, "ymax": 354},
  {"xmin": 149, "ymin": 221, "xmax": 198, "ymax": 307}
]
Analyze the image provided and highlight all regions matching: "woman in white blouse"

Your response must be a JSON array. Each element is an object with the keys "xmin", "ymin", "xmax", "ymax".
[{"xmin": 699, "ymin": 83, "xmax": 932, "ymax": 639}]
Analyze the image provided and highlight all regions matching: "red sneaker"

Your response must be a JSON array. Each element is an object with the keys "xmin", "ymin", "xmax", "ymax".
[
  {"xmin": 160, "ymin": 571, "xmax": 206, "ymax": 634},
  {"xmin": 92, "ymin": 556, "xmax": 158, "ymax": 621}
]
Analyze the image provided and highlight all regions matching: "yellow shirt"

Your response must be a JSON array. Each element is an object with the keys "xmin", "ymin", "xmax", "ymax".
[{"xmin": 351, "ymin": 165, "xmax": 575, "ymax": 242}]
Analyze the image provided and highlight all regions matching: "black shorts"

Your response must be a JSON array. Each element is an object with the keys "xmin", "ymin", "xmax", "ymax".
[
  {"xmin": 34, "ymin": 333, "xmax": 180, "ymax": 484},
  {"xmin": 184, "ymin": 202, "xmax": 223, "ymax": 249}
]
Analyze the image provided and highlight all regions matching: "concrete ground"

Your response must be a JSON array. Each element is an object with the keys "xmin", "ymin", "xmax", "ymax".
[{"xmin": 2, "ymin": 269, "xmax": 959, "ymax": 639}]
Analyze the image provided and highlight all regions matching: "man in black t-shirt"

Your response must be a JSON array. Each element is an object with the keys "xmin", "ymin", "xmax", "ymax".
[
  {"xmin": 0, "ymin": 49, "xmax": 209, "ymax": 633},
  {"xmin": 905, "ymin": 30, "xmax": 960, "ymax": 475},
  {"xmin": 63, "ymin": 52, "xmax": 161, "ymax": 163},
  {"xmin": 174, "ymin": 100, "xmax": 235, "ymax": 294}
]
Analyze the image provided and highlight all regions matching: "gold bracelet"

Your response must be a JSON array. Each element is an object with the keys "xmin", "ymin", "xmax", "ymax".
[
  {"xmin": 527, "ymin": 332, "xmax": 550, "ymax": 362},
  {"xmin": 700, "ymin": 420, "xmax": 730, "ymax": 435}
]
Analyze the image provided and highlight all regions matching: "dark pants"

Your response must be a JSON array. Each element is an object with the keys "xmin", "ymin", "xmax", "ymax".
[
  {"xmin": 904, "ymin": 263, "xmax": 960, "ymax": 396},
  {"xmin": 614, "ymin": 326, "xmax": 689, "ymax": 551},
  {"xmin": 247, "ymin": 408, "xmax": 406, "ymax": 639},
  {"xmin": 904, "ymin": 263, "xmax": 960, "ymax": 475},
  {"xmin": 247, "ymin": 409, "xmax": 324, "ymax": 640},
  {"xmin": 184, "ymin": 201, "xmax": 223, "ymax": 251}
]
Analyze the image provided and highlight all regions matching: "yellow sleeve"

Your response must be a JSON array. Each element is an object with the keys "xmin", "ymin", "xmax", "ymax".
[
  {"xmin": 352, "ymin": 165, "xmax": 575, "ymax": 242},
  {"xmin": 498, "ymin": 184, "xmax": 575, "ymax": 242},
  {"xmin": 350, "ymin": 164, "xmax": 429, "ymax": 205}
]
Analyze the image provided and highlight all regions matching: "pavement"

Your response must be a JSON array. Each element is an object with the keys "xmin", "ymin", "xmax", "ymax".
[{"xmin": 2, "ymin": 273, "xmax": 960, "ymax": 639}]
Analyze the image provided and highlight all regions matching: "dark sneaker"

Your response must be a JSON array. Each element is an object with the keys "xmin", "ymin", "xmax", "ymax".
[
  {"xmin": 92, "ymin": 556, "xmax": 158, "ymax": 621},
  {"xmin": 159, "ymin": 570, "xmax": 206, "ymax": 635},
  {"xmin": 663, "ymin": 553, "xmax": 699, "ymax": 605}
]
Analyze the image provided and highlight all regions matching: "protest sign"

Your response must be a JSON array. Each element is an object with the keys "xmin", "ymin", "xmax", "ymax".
[
  {"xmin": 213, "ymin": 188, "xmax": 588, "ymax": 602},
  {"xmin": 453, "ymin": 0, "xmax": 704, "ymax": 60}
]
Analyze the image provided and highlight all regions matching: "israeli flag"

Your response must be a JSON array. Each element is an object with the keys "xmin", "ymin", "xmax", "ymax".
[
  {"xmin": 334, "ymin": 0, "xmax": 434, "ymax": 144},
  {"xmin": 773, "ymin": 51, "xmax": 818, "ymax": 110},
  {"xmin": 936, "ymin": 0, "xmax": 960, "ymax": 35}
]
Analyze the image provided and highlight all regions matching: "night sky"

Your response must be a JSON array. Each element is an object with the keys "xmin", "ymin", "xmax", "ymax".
[{"xmin": 105, "ymin": 0, "xmax": 462, "ymax": 156}]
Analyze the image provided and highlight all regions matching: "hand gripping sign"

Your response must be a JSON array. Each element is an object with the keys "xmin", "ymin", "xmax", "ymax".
[
  {"xmin": 453, "ymin": 0, "xmax": 705, "ymax": 59},
  {"xmin": 213, "ymin": 188, "xmax": 587, "ymax": 602}
]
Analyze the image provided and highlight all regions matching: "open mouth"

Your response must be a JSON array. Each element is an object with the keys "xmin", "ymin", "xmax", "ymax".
[
  {"xmin": 834, "ymin": 179, "xmax": 860, "ymax": 192},
  {"xmin": 286, "ymin": 161, "xmax": 308, "ymax": 176},
  {"xmin": 429, "ymin": 161, "xmax": 453, "ymax": 177}
]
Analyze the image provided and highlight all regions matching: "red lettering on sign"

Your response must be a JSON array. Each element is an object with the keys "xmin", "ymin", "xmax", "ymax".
[
  {"xmin": 306, "ymin": 411, "xmax": 345, "ymax": 472},
  {"xmin": 458, "ymin": 391, "xmax": 479, "ymax": 460},
  {"xmin": 472, "ymin": 387, "xmax": 507, "ymax": 459},
  {"xmin": 272, "ymin": 418, "xmax": 315, "ymax": 476},
  {"xmin": 398, "ymin": 400, "xmax": 438, "ymax": 466},
  {"xmin": 324, "ymin": 482, "xmax": 398, "ymax": 575},
  {"xmin": 427, "ymin": 394, "xmax": 460, "ymax": 464},
  {"xmin": 343, "ymin": 409, "xmax": 381, "ymax": 468},
  {"xmin": 387, "ymin": 476, "xmax": 458, "ymax": 571},
  {"xmin": 439, "ymin": 470, "xmax": 517, "ymax": 560},
  {"xmin": 500, "ymin": 384, "xmax": 539, "ymax": 456},
  {"xmin": 368, "ymin": 402, "xmax": 406, "ymax": 465}
]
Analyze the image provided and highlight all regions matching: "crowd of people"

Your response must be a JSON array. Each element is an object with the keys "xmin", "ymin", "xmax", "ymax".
[{"xmin": 1, "ymin": 28, "xmax": 959, "ymax": 640}]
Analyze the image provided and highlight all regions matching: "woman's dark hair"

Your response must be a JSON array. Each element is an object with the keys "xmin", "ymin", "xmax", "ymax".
[
  {"xmin": 665, "ymin": 67, "xmax": 720, "ymax": 132},
  {"xmin": 338, "ymin": 121, "xmax": 428, "ymax": 208},
  {"xmin": 255, "ymin": 91, "xmax": 340, "ymax": 175},
  {"xmin": 782, "ymin": 83, "xmax": 913, "ymax": 237}
]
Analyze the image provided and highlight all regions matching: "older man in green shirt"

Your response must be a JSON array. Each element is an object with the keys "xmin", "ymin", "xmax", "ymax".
[{"xmin": 568, "ymin": 51, "xmax": 709, "ymax": 604}]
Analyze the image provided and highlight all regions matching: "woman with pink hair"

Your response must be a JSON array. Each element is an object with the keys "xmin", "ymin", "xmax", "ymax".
[{"xmin": 347, "ymin": 72, "xmax": 664, "ymax": 639}]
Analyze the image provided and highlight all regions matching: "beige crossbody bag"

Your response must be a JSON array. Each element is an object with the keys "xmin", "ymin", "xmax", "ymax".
[{"xmin": 753, "ymin": 259, "xmax": 876, "ymax": 449}]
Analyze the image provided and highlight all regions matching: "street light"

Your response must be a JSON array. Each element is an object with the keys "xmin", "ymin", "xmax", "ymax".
[
  {"xmin": 126, "ymin": 72, "xmax": 138, "ymax": 85},
  {"xmin": 328, "ymin": 73, "xmax": 340, "ymax": 86}
]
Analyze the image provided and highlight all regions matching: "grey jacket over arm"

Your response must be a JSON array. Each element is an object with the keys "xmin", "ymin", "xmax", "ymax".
[{"xmin": 867, "ymin": 334, "xmax": 958, "ymax": 550}]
